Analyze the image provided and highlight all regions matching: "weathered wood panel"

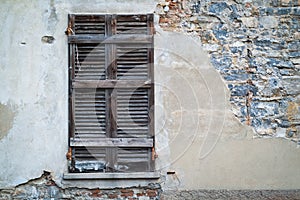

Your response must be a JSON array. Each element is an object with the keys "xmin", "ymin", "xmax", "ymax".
[
  {"xmin": 70, "ymin": 138, "xmax": 153, "ymax": 147},
  {"xmin": 68, "ymin": 14, "xmax": 155, "ymax": 173}
]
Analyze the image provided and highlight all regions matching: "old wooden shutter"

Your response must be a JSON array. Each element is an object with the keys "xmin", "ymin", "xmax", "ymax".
[{"xmin": 68, "ymin": 14, "xmax": 154, "ymax": 173}]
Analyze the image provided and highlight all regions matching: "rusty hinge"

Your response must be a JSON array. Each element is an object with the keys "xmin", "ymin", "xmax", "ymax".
[
  {"xmin": 152, "ymin": 147, "xmax": 158, "ymax": 161},
  {"xmin": 66, "ymin": 147, "xmax": 72, "ymax": 161},
  {"xmin": 65, "ymin": 22, "xmax": 74, "ymax": 36}
]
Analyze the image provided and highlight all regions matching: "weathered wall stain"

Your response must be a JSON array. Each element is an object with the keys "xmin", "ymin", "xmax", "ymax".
[
  {"xmin": 0, "ymin": 103, "xmax": 15, "ymax": 140},
  {"xmin": 47, "ymin": 0, "xmax": 58, "ymax": 33}
]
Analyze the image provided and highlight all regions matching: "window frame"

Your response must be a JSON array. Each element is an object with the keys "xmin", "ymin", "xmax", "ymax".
[{"xmin": 66, "ymin": 13, "xmax": 156, "ymax": 177}]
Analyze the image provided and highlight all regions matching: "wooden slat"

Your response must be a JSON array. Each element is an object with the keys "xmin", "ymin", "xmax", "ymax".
[
  {"xmin": 74, "ymin": 15, "xmax": 105, "ymax": 35},
  {"xmin": 116, "ymin": 148, "xmax": 151, "ymax": 172},
  {"xmin": 73, "ymin": 80, "xmax": 151, "ymax": 88},
  {"xmin": 74, "ymin": 88, "xmax": 106, "ymax": 138},
  {"xmin": 116, "ymin": 14, "xmax": 148, "ymax": 35},
  {"xmin": 68, "ymin": 35, "xmax": 153, "ymax": 44},
  {"xmin": 116, "ymin": 88, "xmax": 150, "ymax": 138},
  {"xmin": 74, "ymin": 43, "xmax": 106, "ymax": 81},
  {"xmin": 117, "ymin": 15, "xmax": 148, "ymax": 22},
  {"xmin": 74, "ymin": 15, "xmax": 106, "ymax": 21},
  {"xmin": 74, "ymin": 147, "xmax": 106, "ymax": 160},
  {"xmin": 116, "ymin": 45, "xmax": 149, "ymax": 80},
  {"xmin": 70, "ymin": 138, "xmax": 154, "ymax": 147}
]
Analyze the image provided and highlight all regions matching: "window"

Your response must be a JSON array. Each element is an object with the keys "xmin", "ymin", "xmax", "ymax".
[{"xmin": 67, "ymin": 14, "xmax": 155, "ymax": 174}]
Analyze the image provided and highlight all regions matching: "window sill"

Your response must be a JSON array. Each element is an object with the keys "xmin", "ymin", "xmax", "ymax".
[{"xmin": 63, "ymin": 172, "xmax": 160, "ymax": 180}]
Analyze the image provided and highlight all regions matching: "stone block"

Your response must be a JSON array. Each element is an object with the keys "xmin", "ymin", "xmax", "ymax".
[
  {"xmin": 241, "ymin": 17, "xmax": 258, "ymax": 28},
  {"xmin": 259, "ymin": 16, "xmax": 278, "ymax": 29},
  {"xmin": 282, "ymin": 76, "xmax": 300, "ymax": 95},
  {"xmin": 212, "ymin": 27, "xmax": 230, "ymax": 42},
  {"xmin": 288, "ymin": 41, "xmax": 300, "ymax": 51},
  {"xmin": 230, "ymin": 84, "xmax": 258, "ymax": 96},
  {"xmin": 267, "ymin": 58, "xmax": 294, "ymax": 68},
  {"xmin": 250, "ymin": 102, "xmax": 279, "ymax": 117},
  {"xmin": 281, "ymin": 0, "xmax": 292, "ymax": 6},
  {"xmin": 210, "ymin": 55, "xmax": 232, "ymax": 72},
  {"xmin": 277, "ymin": 8, "xmax": 292, "ymax": 15},
  {"xmin": 259, "ymin": 7, "xmax": 275, "ymax": 15},
  {"xmin": 289, "ymin": 51, "xmax": 300, "ymax": 58},
  {"xmin": 208, "ymin": 2, "xmax": 229, "ymax": 14},
  {"xmin": 224, "ymin": 73, "xmax": 249, "ymax": 81},
  {"xmin": 292, "ymin": 7, "xmax": 300, "ymax": 15}
]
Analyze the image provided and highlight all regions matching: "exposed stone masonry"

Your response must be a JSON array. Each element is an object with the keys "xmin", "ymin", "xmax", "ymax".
[
  {"xmin": 157, "ymin": 0, "xmax": 300, "ymax": 141},
  {"xmin": 0, "ymin": 172, "xmax": 162, "ymax": 200}
]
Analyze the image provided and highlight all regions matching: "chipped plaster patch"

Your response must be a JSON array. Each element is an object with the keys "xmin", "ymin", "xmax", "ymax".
[{"xmin": 0, "ymin": 103, "xmax": 16, "ymax": 140}]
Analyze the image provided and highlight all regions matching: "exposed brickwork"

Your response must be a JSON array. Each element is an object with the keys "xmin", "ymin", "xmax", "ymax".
[
  {"xmin": 157, "ymin": 0, "xmax": 300, "ymax": 142},
  {"xmin": 0, "ymin": 172, "xmax": 162, "ymax": 200}
]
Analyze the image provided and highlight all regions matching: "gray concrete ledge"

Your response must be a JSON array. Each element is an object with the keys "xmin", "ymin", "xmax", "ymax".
[{"xmin": 161, "ymin": 190, "xmax": 300, "ymax": 200}]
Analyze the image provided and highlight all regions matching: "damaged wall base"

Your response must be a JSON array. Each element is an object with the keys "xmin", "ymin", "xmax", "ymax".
[
  {"xmin": 0, "ymin": 171, "xmax": 300, "ymax": 200},
  {"xmin": 0, "ymin": 171, "xmax": 161, "ymax": 200}
]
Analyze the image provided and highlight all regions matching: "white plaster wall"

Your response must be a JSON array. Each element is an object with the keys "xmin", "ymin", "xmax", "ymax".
[
  {"xmin": 0, "ymin": 0, "xmax": 157, "ymax": 188},
  {"xmin": 1, "ymin": 0, "xmax": 300, "ymax": 190},
  {"xmin": 0, "ymin": 0, "xmax": 68, "ymax": 187}
]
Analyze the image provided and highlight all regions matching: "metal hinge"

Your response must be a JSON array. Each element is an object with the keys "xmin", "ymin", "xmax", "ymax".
[
  {"xmin": 65, "ymin": 22, "xmax": 74, "ymax": 36},
  {"xmin": 152, "ymin": 147, "xmax": 158, "ymax": 161}
]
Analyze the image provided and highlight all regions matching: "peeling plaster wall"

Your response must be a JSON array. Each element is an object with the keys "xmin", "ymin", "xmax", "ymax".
[
  {"xmin": 155, "ymin": 30, "xmax": 300, "ymax": 190},
  {"xmin": 158, "ymin": 0, "xmax": 300, "ymax": 140},
  {"xmin": 0, "ymin": 0, "xmax": 68, "ymax": 188},
  {"xmin": 0, "ymin": 0, "xmax": 300, "ymax": 194}
]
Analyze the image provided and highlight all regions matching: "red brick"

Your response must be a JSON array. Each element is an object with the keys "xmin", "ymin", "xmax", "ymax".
[
  {"xmin": 108, "ymin": 193, "xmax": 118, "ymax": 199},
  {"xmin": 90, "ymin": 189, "xmax": 102, "ymax": 197},
  {"xmin": 136, "ymin": 192, "xmax": 145, "ymax": 197},
  {"xmin": 159, "ymin": 17, "xmax": 170, "ymax": 23},
  {"xmin": 120, "ymin": 189, "xmax": 134, "ymax": 197},
  {"xmin": 146, "ymin": 189, "xmax": 157, "ymax": 197},
  {"xmin": 121, "ymin": 189, "xmax": 133, "ymax": 193}
]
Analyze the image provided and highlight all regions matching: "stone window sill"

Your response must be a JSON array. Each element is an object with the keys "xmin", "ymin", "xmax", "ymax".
[{"xmin": 63, "ymin": 172, "xmax": 160, "ymax": 180}]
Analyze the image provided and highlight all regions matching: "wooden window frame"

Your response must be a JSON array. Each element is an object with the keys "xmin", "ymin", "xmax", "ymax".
[{"xmin": 66, "ymin": 14, "xmax": 156, "ymax": 176}]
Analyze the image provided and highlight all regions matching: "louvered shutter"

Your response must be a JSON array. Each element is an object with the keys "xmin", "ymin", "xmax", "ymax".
[{"xmin": 68, "ymin": 14, "xmax": 154, "ymax": 173}]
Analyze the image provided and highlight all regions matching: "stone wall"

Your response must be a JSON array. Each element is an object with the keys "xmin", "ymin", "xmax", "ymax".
[{"xmin": 157, "ymin": 0, "xmax": 300, "ymax": 141}]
